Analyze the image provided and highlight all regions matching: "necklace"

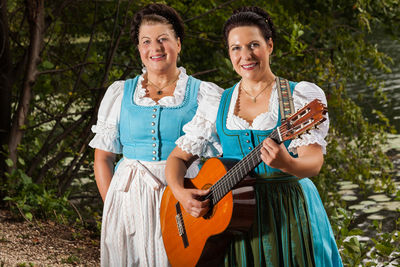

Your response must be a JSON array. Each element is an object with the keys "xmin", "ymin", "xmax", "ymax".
[
  {"xmin": 240, "ymin": 77, "xmax": 276, "ymax": 103},
  {"xmin": 147, "ymin": 74, "xmax": 180, "ymax": 95}
]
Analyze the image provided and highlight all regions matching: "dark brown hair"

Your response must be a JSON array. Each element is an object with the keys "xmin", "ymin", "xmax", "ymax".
[
  {"xmin": 130, "ymin": 3, "xmax": 185, "ymax": 45},
  {"xmin": 223, "ymin": 6, "xmax": 275, "ymax": 44}
]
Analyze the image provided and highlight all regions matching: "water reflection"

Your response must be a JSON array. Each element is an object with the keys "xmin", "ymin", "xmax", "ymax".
[{"xmin": 346, "ymin": 37, "xmax": 400, "ymax": 132}]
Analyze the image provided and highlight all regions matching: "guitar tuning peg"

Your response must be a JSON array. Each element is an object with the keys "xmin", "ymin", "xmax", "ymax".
[
  {"xmin": 315, "ymin": 126, "xmax": 319, "ymax": 130},
  {"xmin": 298, "ymin": 134, "xmax": 303, "ymax": 139},
  {"xmin": 306, "ymin": 130, "xmax": 310, "ymax": 134}
]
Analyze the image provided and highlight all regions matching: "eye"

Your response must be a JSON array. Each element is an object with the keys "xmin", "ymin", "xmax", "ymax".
[
  {"xmin": 142, "ymin": 39, "xmax": 150, "ymax": 45},
  {"xmin": 249, "ymin": 42, "xmax": 259, "ymax": 49},
  {"xmin": 231, "ymin": 46, "xmax": 240, "ymax": 51},
  {"xmin": 158, "ymin": 37, "xmax": 168, "ymax": 43}
]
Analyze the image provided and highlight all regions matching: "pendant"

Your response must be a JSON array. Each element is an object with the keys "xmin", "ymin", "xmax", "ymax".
[
  {"xmin": 252, "ymin": 97, "xmax": 256, "ymax": 103},
  {"xmin": 157, "ymin": 90, "xmax": 162, "ymax": 95}
]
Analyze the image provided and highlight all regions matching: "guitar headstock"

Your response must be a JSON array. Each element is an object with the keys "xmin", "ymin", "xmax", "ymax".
[{"xmin": 278, "ymin": 99, "xmax": 327, "ymax": 142}]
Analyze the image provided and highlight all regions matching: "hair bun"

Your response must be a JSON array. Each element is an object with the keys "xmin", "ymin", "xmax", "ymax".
[
  {"xmin": 233, "ymin": 6, "xmax": 275, "ymax": 40},
  {"xmin": 130, "ymin": 3, "xmax": 184, "ymax": 45}
]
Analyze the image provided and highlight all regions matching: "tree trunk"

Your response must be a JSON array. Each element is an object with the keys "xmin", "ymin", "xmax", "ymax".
[
  {"xmin": 0, "ymin": 0, "xmax": 11, "ymax": 183},
  {"xmin": 8, "ymin": 0, "xmax": 45, "ymax": 170}
]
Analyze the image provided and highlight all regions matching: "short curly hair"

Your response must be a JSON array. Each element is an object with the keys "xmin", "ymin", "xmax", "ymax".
[
  {"xmin": 223, "ymin": 6, "xmax": 275, "ymax": 44},
  {"xmin": 130, "ymin": 3, "xmax": 185, "ymax": 45}
]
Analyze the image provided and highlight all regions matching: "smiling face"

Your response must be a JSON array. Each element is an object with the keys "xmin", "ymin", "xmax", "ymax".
[
  {"xmin": 137, "ymin": 22, "xmax": 181, "ymax": 74},
  {"xmin": 228, "ymin": 26, "xmax": 273, "ymax": 83}
]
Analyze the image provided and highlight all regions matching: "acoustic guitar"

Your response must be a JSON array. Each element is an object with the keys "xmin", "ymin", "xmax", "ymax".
[{"xmin": 160, "ymin": 99, "xmax": 327, "ymax": 267}]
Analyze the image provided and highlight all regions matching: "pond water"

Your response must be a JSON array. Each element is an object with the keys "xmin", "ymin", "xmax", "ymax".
[
  {"xmin": 347, "ymin": 37, "xmax": 400, "ymax": 132},
  {"xmin": 340, "ymin": 36, "xmax": 400, "ymax": 265}
]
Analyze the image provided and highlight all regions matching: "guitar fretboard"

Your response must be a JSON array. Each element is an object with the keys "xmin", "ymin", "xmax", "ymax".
[{"xmin": 205, "ymin": 128, "xmax": 281, "ymax": 206}]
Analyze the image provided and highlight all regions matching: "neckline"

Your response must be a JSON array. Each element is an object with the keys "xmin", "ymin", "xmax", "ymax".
[
  {"xmin": 129, "ymin": 74, "xmax": 192, "ymax": 109},
  {"xmin": 220, "ymin": 85, "xmax": 282, "ymax": 134},
  {"xmin": 230, "ymin": 82, "xmax": 278, "ymax": 129}
]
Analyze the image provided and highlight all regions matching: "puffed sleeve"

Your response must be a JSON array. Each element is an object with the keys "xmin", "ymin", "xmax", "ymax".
[
  {"xmin": 288, "ymin": 81, "xmax": 330, "ymax": 154},
  {"xmin": 88, "ymin": 81, "xmax": 124, "ymax": 154},
  {"xmin": 175, "ymin": 81, "xmax": 224, "ymax": 157}
]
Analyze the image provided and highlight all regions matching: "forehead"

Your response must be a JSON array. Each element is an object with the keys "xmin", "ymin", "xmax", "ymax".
[
  {"xmin": 228, "ymin": 26, "xmax": 264, "ymax": 44},
  {"xmin": 138, "ymin": 22, "xmax": 175, "ymax": 38}
]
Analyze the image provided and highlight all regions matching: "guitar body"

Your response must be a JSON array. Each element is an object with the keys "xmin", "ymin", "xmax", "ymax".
[{"xmin": 160, "ymin": 157, "xmax": 256, "ymax": 267}]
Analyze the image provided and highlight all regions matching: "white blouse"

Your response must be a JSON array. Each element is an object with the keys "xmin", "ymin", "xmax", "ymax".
[
  {"xmin": 89, "ymin": 67, "xmax": 224, "ymax": 157},
  {"xmin": 226, "ymin": 81, "xmax": 329, "ymax": 154}
]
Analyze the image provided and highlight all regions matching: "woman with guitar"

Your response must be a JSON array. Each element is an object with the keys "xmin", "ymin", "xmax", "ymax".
[
  {"xmin": 89, "ymin": 3, "xmax": 223, "ymax": 266},
  {"xmin": 165, "ymin": 6, "xmax": 342, "ymax": 267}
]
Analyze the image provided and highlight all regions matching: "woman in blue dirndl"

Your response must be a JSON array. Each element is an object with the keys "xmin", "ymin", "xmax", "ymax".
[
  {"xmin": 166, "ymin": 6, "xmax": 343, "ymax": 267},
  {"xmin": 89, "ymin": 4, "xmax": 222, "ymax": 266}
]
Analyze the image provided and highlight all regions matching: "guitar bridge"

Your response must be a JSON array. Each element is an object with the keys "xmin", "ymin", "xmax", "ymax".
[{"xmin": 175, "ymin": 202, "xmax": 189, "ymax": 248}]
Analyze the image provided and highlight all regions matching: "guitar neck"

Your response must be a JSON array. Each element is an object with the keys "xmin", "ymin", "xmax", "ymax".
[{"xmin": 206, "ymin": 129, "xmax": 281, "ymax": 206}]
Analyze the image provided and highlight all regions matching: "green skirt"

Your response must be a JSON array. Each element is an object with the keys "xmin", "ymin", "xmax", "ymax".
[{"xmin": 224, "ymin": 177, "xmax": 315, "ymax": 267}]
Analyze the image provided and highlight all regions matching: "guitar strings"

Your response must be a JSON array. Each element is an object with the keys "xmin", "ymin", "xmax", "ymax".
[
  {"xmin": 202, "ymin": 127, "xmax": 280, "ymax": 203},
  {"xmin": 201, "ymin": 117, "xmax": 318, "ymax": 204},
  {"xmin": 176, "ymin": 113, "xmax": 323, "ymax": 230}
]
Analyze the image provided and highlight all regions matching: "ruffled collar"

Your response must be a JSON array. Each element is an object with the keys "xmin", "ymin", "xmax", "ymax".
[
  {"xmin": 133, "ymin": 67, "xmax": 188, "ymax": 107},
  {"xmin": 227, "ymin": 81, "xmax": 279, "ymax": 130}
]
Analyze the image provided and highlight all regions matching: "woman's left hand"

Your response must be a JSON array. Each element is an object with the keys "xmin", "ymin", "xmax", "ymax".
[
  {"xmin": 260, "ymin": 138, "xmax": 292, "ymax": 170},
  {"xmin": 260, "ymin": 138, "xmax": 324, "ymax": 178}
]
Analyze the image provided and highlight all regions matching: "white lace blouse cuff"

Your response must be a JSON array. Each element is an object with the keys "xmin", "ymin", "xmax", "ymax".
[
  {"xmin": 175, "ymin": 114, "xmax": 222, "ymax": 158},
  {"xmin": 89, "ymin": 120, "xmax": 122, "ymax": 154},
  {"xmin": 287, "ymin": 126, "xmax": 328, "ymax": 155}
]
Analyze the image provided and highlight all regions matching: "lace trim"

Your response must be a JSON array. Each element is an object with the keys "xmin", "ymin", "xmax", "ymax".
[
  {"xmin": 227, "ymin": 83, "xmax": 279, "ymax": 130},
  {"xmin": 134, "ymin": 67, "xmax": 188, "ymax": 107},
  {"xmin": 288, "ymin": 132, "xmax": 327, "ymax": 155},
  {"xmin": 176, "ymin": 114, "xmax": 222, "ymax": 157},
  {"xmin": 91, "ymin": 121, "xmax": 119, "ymax": 138},
  {"xmin": 176, "ymin": 135, "xmax": 222, "ymax": 158},
  {"xmin": 89, "ymin": 121, "xmax": 122, "ymax": 153}
]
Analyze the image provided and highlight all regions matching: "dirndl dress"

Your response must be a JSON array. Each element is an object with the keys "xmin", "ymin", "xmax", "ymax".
[
  {"xmin": 89, "ymin": 67, "xmax": 223, "ymax": 266},
  {"xmin": 216, "ymin": 80, "xmax": 343, "ymax": 267}
]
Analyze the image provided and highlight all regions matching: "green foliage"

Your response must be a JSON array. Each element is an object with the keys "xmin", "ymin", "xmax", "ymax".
[
  {"xmin": 61, "ymin": 255, "xmax": 81, "ymax": 265},
  {"xmin": 367, "ymin": 218, "xmax": 400, "ymax": 265},
  {"xmin": 330, "ymin": 208, "xmax": 369, "ymax": 266},
  {"xmin": 2, "ymin": 162, "xmax": 74, "ymax": 223}
]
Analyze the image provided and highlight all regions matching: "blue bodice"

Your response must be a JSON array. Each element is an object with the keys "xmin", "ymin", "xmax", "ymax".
[
  {"xmin": 216, "ymin": 82, "xmax": 296, "ymax": 177},
  {"xmin": 119, "ymin": 75, "xmax": 200, "ymax": 161}
]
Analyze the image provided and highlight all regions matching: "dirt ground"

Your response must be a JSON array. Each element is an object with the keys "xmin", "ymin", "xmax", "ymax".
[{"xmin": 0, "ymin": 209, "xmax": 100, "ymax": 267}]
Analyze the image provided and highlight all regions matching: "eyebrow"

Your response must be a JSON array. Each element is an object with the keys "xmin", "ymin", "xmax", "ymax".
[
  {"xmin": 141, "ymin": 33, "xmax": 169, "ymax": 40},
  {"xmin": 229, "ymin": 40, "xmax": 260, "ymax": 47}
]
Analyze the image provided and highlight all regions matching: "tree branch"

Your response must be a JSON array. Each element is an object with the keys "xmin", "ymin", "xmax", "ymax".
[
  {"xmin": 0, "ymin": 0, "xmax": 12, "ymax": 182},
  {"xmin": 27, "ymin": 1, "xmax": 98, "ymax": 177},
  {"xmin": 29, "ymin": 113, "xmax": 87, "ymax": 178},
  {"xmin": 184, "ymin": 0, "xmax": 239, "ymax": 23},
  {"xmin": 8, "ymin": 0, "xmax": 45, "ymax": 170}
]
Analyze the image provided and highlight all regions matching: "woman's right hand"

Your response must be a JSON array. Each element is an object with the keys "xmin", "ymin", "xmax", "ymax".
[{"xmin": 175, "ymin": 188, "xmax": 210, "ymax": 218}]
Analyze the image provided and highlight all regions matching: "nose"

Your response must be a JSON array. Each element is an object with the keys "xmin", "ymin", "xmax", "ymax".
[
  {"xmin": 149, "ymin": 40, "xmax": 163, "ymax": 52},
  {"xmin": 241, "ymin": 47, "xmax": 253, "ymax": 60}
]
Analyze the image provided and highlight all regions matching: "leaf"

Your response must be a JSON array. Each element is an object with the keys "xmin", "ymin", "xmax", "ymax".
[
  {"xmin": 5, "ymin": 158, "xmax": 13, "ymax": 167},
  {"xmin": 25, "ymin": 212, "xmax": 33, "ymax": 221},
  {"xmin": 18, "ymin": 157, "xmax": 26, "ymax": 166},
  {"xmin": 41, "ymin": 60, "xmax": 54, "ymax": 69}
]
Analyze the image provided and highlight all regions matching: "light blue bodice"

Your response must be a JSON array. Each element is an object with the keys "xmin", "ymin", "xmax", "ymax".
[
  {"xmin": 216, "ymin": 82, "xmax": 297, "ymax": 177},
  {"xmin": 119, "ymin": 75, "xmax": 200, "ymax": 161}
]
